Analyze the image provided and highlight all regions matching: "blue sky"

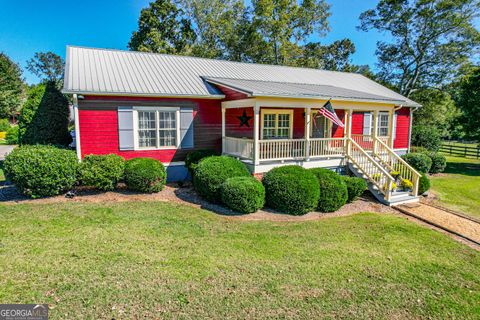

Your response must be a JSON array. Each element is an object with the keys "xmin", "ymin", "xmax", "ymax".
[{"xmin": 1, "ymin": 0, "xmax": 388, "ymax": 84}]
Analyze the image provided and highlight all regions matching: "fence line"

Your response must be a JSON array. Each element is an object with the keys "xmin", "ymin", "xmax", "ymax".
[{"xmin": 440, "ymin": 143, "xmax": 480, "ymax": 159}]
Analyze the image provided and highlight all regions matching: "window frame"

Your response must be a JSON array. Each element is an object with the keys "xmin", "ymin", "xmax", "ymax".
[
  {"xmin": 260, "ymin": 109, "xmax": 294, "ymax": 140},
  {"xmin": 377, "ymin": 112, "xmax": 389, "ymax": 137},
  {"xmin": 133, "ymin": 106, "xmax": 181, "ymax": 150}
]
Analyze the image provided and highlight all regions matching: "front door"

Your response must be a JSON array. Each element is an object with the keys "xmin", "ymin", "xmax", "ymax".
[{"xmin": 310, "ymin": 113, "xmax": 329, "ymax": 138}]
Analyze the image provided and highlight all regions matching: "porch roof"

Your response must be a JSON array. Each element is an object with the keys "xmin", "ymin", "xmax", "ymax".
[{"xmin": 205, "ymin": 77, "xmax": 411, "ymax": 105}]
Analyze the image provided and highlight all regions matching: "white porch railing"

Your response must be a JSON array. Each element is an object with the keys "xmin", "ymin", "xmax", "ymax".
[
  {"xmin": 310, "ymin": 138, "xmax": 346, "ymax": 158},
  {"xmin": 259, "ymin": 139, "xmax": 306, "ymax": 161},
  {"xmin": 224, "ymin": 137, "xmax": 254, "ymax": 159}
]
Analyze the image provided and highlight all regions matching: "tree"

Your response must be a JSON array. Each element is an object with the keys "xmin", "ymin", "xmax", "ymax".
[
  {"xmin": 26, "ymin": 52, "xmax": 65, "ymax": 85},
  {"xmin": 455, "ymin": 66, "xmax": 480, "ymax": 140},
  {"xmin": 128, "ymin": 0, "xmax": 196, "ymax": 54},
  {"xmin": 295, "ymin": 39, "xmax": 355, "ymax": 71},
  {"xmin": 251, "ymin": 0, "xmax": 331, "ymax": 65},
  {"xmin": 359, "ymin": 0, "xmax": 480, "ymax": 97},
  {"xmin": 22, "ymin": 81, "xmax": 71, "ymax": 146},
  {"xmin": 18, "ymin": 83, "xmax": 46, "ymax": 144},
  {"xmin": 0, "ymin": 52, "xmax": 24, "ymax": 118}
]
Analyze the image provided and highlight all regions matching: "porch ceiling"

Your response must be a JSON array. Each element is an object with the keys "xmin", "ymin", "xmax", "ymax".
[{"xmin": 206, "ymin": 77, "xmax": 416, "ymax": 106}]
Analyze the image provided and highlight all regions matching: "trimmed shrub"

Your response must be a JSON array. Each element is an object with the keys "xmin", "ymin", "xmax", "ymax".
[
  {"xmin": 79, "ymin": 154, "xmax": 125, "ymax": 191},
  {"xmin": 411, "ymin": 146, "xmax": 428, "ymax": 153},
  {"xmin": 411, "ymin": 125, "xmax": 441, "ymax": 152},
  {"xmin": 424, "ymin": 152, "xmax": 447, "ymax": 174},
  {"xmin": 0, "ymin": 118, "xmax": 10, "ymax": 132},
  {"xmin": 3, "ymin": 145, "xmax": 78, "ymax": 198},
  {"xmin": 193, "ymin": 156, "xmax": 250, "ymax": 202},
  {"xmin": 262, "ymin": 165, "xmax": 319, "ymax": 215},
  {"xmin": 5, "ymin": 125, "xmax": 18, "ymax": 144},
  {"xmin": 124, "ymin": 158, "xmax": 166, "ymax": 193},
  {"xmin": 185, "ymin": 149, "xmax": 218, "ymax": 176},
  {"xmin": 342, "ymin": 176, "xmax": 367, "ymax": 203},
  {"xmin": 401, "ymin": 152, "xmax": 432, "ymax": 173},
  {"xmin": 220, "ymin": 176, "xmax": 265, "ymax": 213},
  {"xmin": 418, "ymin": 174, "xmax": 431, "ymax": 195},
  {"xmin": 309, "ymin": 168, "xmax": 348, "ymax": 212}
]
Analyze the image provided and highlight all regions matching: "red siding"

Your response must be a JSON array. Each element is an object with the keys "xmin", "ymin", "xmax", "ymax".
[
  {"xmin": 394, "ymin": 107, "xmax": 410, "ymax": 149},
  {"xmin": 351, "ymin": 112, "xmax": 364, "ymax": 135},
  {"xmin": 217, "ymin": 85, "xmax": 249, "ymax": 100},
  {"xmin": 79, "ymin": 96, "xmax": 221, "ymax": 162},
  {"xmin": 331, "ymin": 110, "xmax": 345, "ymax": 138},
  {"xmin": 225, "ymin": 107, "xmax": 253, "ymax": 138}
]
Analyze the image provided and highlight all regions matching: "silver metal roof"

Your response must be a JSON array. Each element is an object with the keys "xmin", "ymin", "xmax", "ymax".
[{"xmin": 63, "ymin": 46, "xmax": 420, "ymax": 106}]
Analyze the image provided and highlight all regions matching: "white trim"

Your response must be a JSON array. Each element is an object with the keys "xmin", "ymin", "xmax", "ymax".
[
  {"xmin": 260, "ymin": 109, "xmax": 294, "ymax": 139},
  {"xmin": 163, "ymin": 161, "xmax": 186, "ymax": 166},
  {"xmin": 73, "ymin": 94, "xmax": 82, "ymax": 160},
  {"xmin": 61, "ymin": 90, "xmax": 225, "ymax": 100},
  {"xmin": 132, "ymin": 106, "xmax": 180, "ymax": 150}
]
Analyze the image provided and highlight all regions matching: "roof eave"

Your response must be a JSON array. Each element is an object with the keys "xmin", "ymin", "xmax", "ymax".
[
  {"xmin": 61, "ymin": 90, "xmax": 226, "ymax": 100},
  {"xmin": 251, "ymin": 93, "xmax": 409, "ymax": 106}
]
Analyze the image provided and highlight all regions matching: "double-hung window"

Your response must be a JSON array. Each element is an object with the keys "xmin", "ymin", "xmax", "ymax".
[
  {"xmin": 261, "ymin": 110, "xmax": 293, "ymax": 139},
  {"xmin": 135, "ymin": 107, "xmax": 179, "ymax": 149},
  {"xmin": 377, "ymin": 112, "xmax": 389, "ymax": 137}
]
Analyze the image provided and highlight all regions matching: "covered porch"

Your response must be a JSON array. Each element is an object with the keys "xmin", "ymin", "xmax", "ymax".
[{"xmin": 221, "ymin": 97, "xmax": 396, "ymax": 173}]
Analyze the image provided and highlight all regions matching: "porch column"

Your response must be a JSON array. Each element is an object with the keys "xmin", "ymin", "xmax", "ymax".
[
  {"xmin": 345, "ymin": 109, "xmax": 352, "ymax": 155},
  {"xmin": 304, "ymin": 107, "xmax": 311, "ymax": 161},
  {"xmin": 221, "ymin": 106, "xmax": 226, "ymax": 154},
  {"xmin": 253, "ymin": 105, "xmax": 260, "ymax": 165},
  {"xmin": 388, "ymin": 108, "xmax": 395, "ymax": 148},
  {"xmin": 372, "ymin": 110, "xmax": 378, "ymax": 154}
]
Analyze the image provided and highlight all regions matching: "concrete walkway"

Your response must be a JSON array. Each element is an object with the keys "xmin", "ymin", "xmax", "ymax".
[
  {"xmin": 396, "ymin": 203, "xmax": 480, "ymax": 244},
  {"xmin": 0, "ymin": 145, "xmax": 15, "ymax": 160}
]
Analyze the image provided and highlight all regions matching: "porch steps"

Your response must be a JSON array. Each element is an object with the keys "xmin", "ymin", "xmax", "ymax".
[{"xmin": 348, "ymin": 163, "xmax": 419, "ymax": 206}]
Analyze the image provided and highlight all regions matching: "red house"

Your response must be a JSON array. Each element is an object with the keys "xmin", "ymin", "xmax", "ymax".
[{"xmin": 63, "ymin": 46, "xmax": 421, "ymax": 205}]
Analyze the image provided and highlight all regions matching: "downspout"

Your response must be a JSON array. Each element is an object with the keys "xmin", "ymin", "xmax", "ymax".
[
  {"xmin": 73, "ymin": 94, "xmax": 82, "ymax": 161},
  {"xmin": 408, "ymin": 106, "xmax": 420, "ymax": 153}
]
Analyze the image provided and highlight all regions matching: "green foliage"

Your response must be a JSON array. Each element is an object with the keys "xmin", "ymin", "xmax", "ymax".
[
  {"xmin": 21, "ymin": 81, "xmax": 71, "ymax": 146},
  {"xmin": 418, "ymin": 174, "xmax": 431, "ymax": 195},
  {"xmin": 296, "ymin": 39, "xmax": 356, "ymax": 71},
  {"xmin": 455, "ymin": 67, "xmax": 480, "ymax": 140},
  {"xmin": 411, "ymin": 125, "xmax": 442, "ymax": 152},
  {"xmin": 262, "ymin": 165, "xmax": 319, "ymax": 215},
  {"xmin": 193, "ymin": 156, "xmax": 250, "ymax": 202},
  {"xmin": 389, "ymin": 171, "xmax": 400, "ymax": 180},
  {"xmin": 309, "ymin": 168, "xmax": 348, "ymax": 212},
  {"xmin": 185, "ymin": 149, "xmax": 218, "ymax": 176},
  {"xmin": 220, "ymin": 176, "xmax": 265, "ymax": 213},
  {"xmin": 342, "ymin": 176, "xmax": 367, "ymax": 203},
  {"xmin": 5, "ymin": 125, "xmax": 19, "ymax": 144},
  {"xmin": 0, "ymin": 118, "xmax": 10, "ymax": 132},
  {"xmin": 410, "ymin": 146, "xmax": 428, "ymax": 153},
  {"xmin": 124, "ymin": 158, "xmax": 166, "ymax": 193},
  {"xmin": 128, "ymin": 0, "xmax": 196, "ymax": 54},
  {"xmin": 18, "ymin": 83, "xmax": 46, "ymax": 144},
  {"xmin": 26, "ymin": 52, "xmax": 65, "ymax": 85},
  {"xmin": 401, "ymin": 153, "xmax": 432, "ymax": 174},
  {"xmin": 0, "ymin": 52, "xmax": 24, "ymax": 118},
  {"xmin": 79, "ymin": 154, "xmax": 125, "ymax": 191},
  {"xmin": 3, "ymin": 145, "xmax": 78, "ymax": 198},
  {"xmin": 424, "ymin": 152, "xmax": 447, "ymax": 174},
  {"xmin": 359, "ymin": 0, "xmax": 480, "ymax": 97}
]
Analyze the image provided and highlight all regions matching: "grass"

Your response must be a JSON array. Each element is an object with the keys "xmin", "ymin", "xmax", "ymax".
[
  {"xmin": 430, "ymin": 156, "xmax": 480, "ymax": 219},
  {"xmin": 442, "ymin": 141, "xmax": 478, "ymax": 148},
  {"xmin": 0, "ymin": 202, "xmax": 479, "ymax": 319}
]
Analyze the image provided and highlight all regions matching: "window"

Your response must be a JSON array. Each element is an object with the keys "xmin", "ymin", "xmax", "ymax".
[
  {"xmin": 135, "ymin": 108, "xmax": 179, "ymax": 149},
  {"xmin": 261, "ymin": 110, "xmax": 292, "ymax": 139},
  {"xmin": 377, "ymin": 112, "xmax": 389, "ymax": 137},
  {"xmin": 310, "ymin": 111, "xmax": 330, "ymax": 138}
]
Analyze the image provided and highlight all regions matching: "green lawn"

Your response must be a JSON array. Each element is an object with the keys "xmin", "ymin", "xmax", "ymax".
[
  {"xmin": 430, "ymin": 156, "xmax": 480, "ymax": 219},
  {"xmin": 0, "ymin": 202, "xmax": 479, "ymax": 319}
]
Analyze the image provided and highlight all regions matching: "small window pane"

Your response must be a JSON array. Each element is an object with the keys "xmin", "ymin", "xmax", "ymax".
[{"xmin": 138, "ymin": 111, "xmax": 157, "ymax": 147}]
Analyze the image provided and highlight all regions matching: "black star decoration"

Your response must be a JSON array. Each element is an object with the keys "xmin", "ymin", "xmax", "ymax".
[{"xmin": 237, "ymin": 110, "xmax": 252, "ymax": 127}]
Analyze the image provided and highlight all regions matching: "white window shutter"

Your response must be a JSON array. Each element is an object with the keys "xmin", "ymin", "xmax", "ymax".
[
  {"xmin": 118, "ymin": 107, "xmax": 134, "ymax": 150},
  {"xmin": 363, "ymin": 112, "xmax": 372, "ymax": 135},
  {"xmin": 180, "ymin": 107, "xmax": 194, "ymax": 148},
  {"xmin": 392, "ymin": 112, "xmax": 398, "ymax": 142}
]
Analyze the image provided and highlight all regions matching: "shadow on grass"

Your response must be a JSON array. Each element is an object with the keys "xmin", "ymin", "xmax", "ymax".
[{"xmin": 444, "ymin": 161, "xmax": 480, "ymax": 176}]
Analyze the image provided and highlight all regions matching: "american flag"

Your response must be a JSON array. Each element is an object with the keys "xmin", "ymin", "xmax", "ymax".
[{"xmin": 314, "ymin": 100, "xmax": 344, "ymax": 128}]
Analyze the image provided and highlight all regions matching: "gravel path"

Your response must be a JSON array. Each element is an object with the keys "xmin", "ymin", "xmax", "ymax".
[{"xmin": 396, "ymin": 203, "xmax": 480, "ymax": 243}]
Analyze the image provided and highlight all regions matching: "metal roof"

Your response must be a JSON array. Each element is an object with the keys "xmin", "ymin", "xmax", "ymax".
[{"xmin": 63, "ymin": 46, "xmax": 420, "ymax": 106}]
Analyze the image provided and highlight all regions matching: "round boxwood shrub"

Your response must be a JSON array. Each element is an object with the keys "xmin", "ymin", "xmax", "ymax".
[
  {"xmin": 309, "ymin": 168, "xmax": 348, "ymax": 212},
  {"xmin": 220, "ymin": 176, "xmax": 265, "ymax": 213},
  {"xmin": 342, "ymin": 176, "xmax": 368, "ymax": 203},
  {"xmin": 262, "ymin": 165, "xmax": 319, "ymax": 215},
  {"xmin": 124, "ymin": 158, "xmax": 166, "ymax": 193},
  {"xmin": 3, "ymin": 145, "xmax": 78, "ymax": 198},
  {"xmin": 79, "ymin": 154, "xmax": 125, "ymax": 191},
  {"xmin": 418, "ymin": 174, "xmax": 431, "ymax": 195},
  {"xmin": 5, "ymin": 125, "xmax": 19, "ymax": 145},
  {"xmin": 193, "ymin": 156, "xmax": 250, "ymax": 202},
  {"xmin": 185, "ymin": 149, "xmax": 218, "ymax": 176},
  {"xmin": 401, "ymin": 152, "xmax": 432, "ymax": 173},
  {"xmin": 424, "ymin": 152, "xmax": 446, "ymax": 174}
]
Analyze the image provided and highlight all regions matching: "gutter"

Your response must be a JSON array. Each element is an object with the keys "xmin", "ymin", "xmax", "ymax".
[{"xmin": 408, "ymin": 106, "xmax": 420, "ymax": 153}]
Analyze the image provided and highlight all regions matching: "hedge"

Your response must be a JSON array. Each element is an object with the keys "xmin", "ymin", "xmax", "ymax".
[
  {"xmin": 309, "ymin": 168, "xmax": 348, "ymax": 212},
  {"xmin": 193, "ymin": 156, "xmax": 250, "ymax": 202},
  {"xmin": 401, "ymin": 152, "xmax": 432, "ymax": 173},
  {"xmin": 3, "ymin": 145, "xmax": 78, "ymax": 198},
  {"xmin": 418, "ymin": 174, "xmax": 431, "ymax": 195},
  {"xmin": 262, "ymin": 165, "xmax": 319, "ymax": 215},
  {"xmin": 220, "ymin": 176, "xmax": 265, "ymax": 213},
  {"xmin": 424, "ymin": 152, "xmax": 446, "ymax": 174},
  {"xmin": 342, "ymin": 176, "xmax": 368, "ymax": 203},
  {"xmin": 124, "ymin": 158, "xmax": 166, "ymax": 193},
  {"xmin": 79, "ymin": 154, "xmax": 125, "ymax": 191},
  {"xmin": 185, "ymin": 149, "xmax": 218, "ymax": 176}
]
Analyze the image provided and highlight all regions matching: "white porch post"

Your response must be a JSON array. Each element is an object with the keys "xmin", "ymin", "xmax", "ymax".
[
  {"xmin": 253, "ymin": 104, "xmax": 260, "ymax": 165},
  {"xmin": 304, "ymin": 107, "xmax": 311, "ymax": 161},
  {"xmin": 388, "ymin": 108, "xmax": 394, "ymax": 148},
  {"xmin": 221, "ymin": 106, "xmax": 226, "ymax": 154},
  {"xmin": 345, "ymin": 109, "xmax": 352, "ymax": 155},
  {"xmin": 372, "ymin": 110, "xmax": 378, "ymax": 154}
]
